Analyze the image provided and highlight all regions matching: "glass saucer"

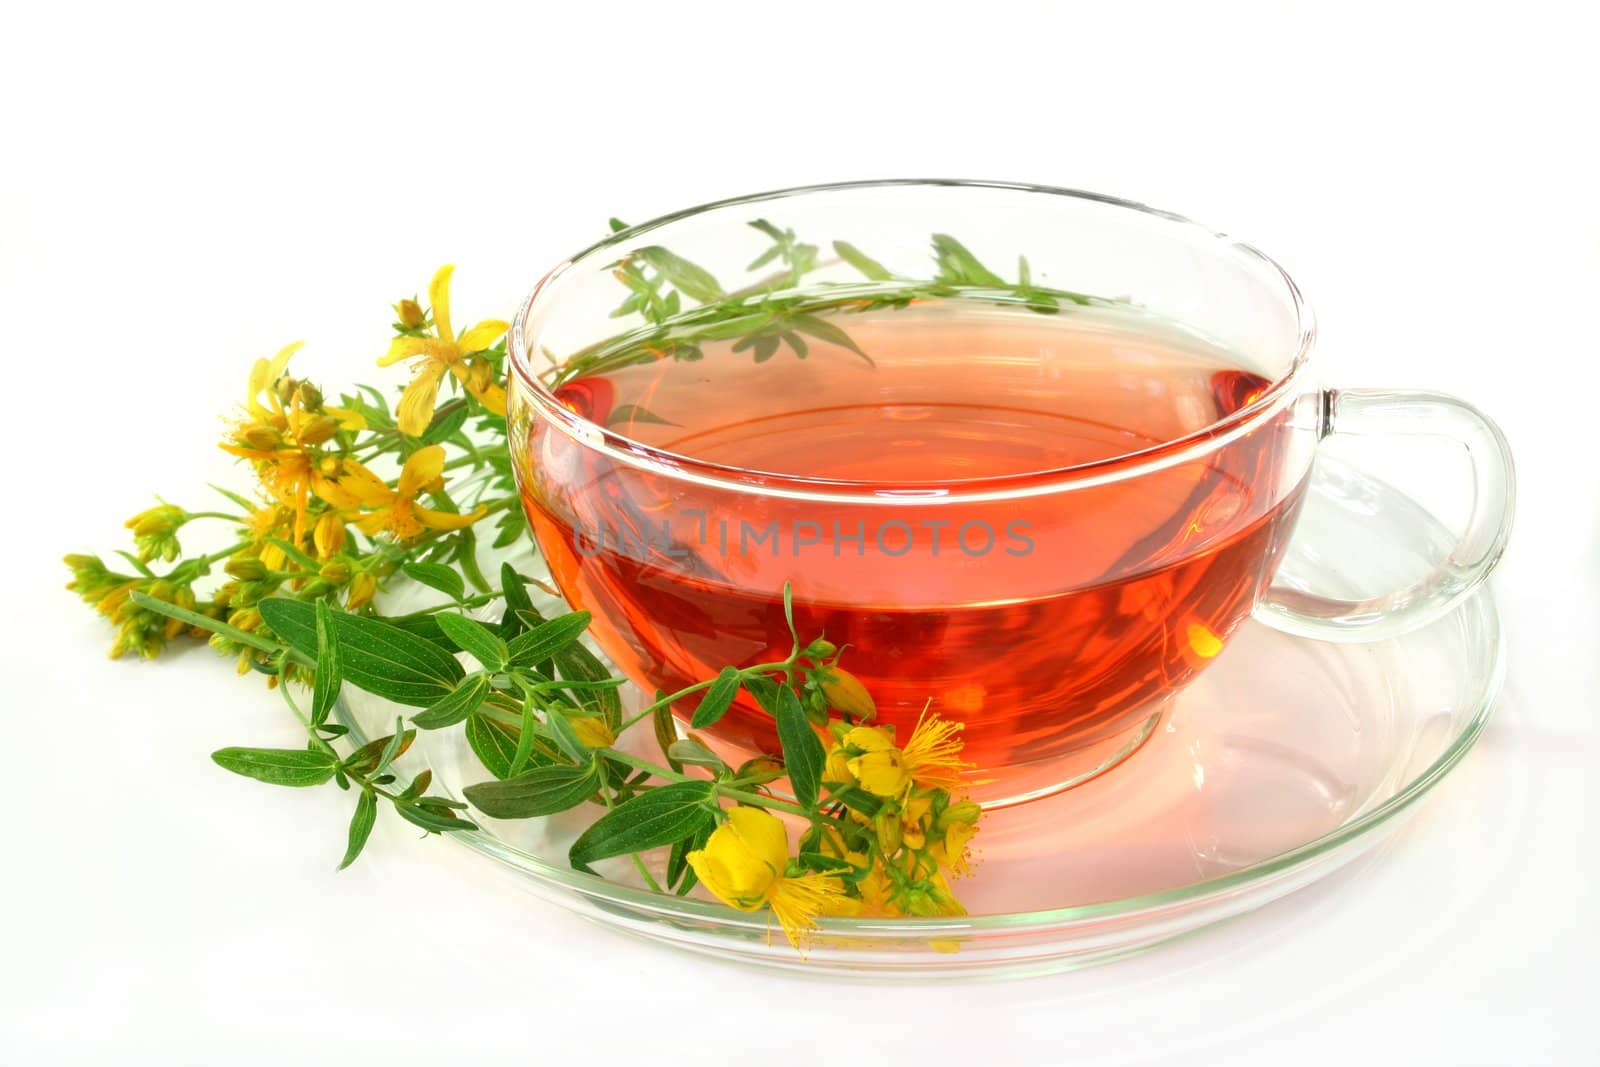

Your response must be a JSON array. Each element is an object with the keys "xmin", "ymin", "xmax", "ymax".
[{"xmin": 339, "ymin": 456, "xmax": 1503, "ymax": 976}]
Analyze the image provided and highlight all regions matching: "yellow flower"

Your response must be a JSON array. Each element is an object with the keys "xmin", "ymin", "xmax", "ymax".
[
  {"xmin": 378, "ymin": 266, "xmax": 509, "ymax": 436},
  {"xmin": 686, "ymin": 806, "xmax": 850, "ymax": 948},
  {"xmin": 317, "ymin": 445, "xmax": 484, "ymax": 542},
  {"xmin": 241, "ymin": 503, "xmax": 294, "ymax": 570},
  {"xmin": 847, "ymin": 709, "xmax": 971, "ymax": 798},
  {"xmin": 222, "ymin": 342, "xmax": 365, "ymax": 542}
]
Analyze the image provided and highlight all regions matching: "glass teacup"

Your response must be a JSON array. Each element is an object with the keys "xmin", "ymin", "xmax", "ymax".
[{"xmin": 506, "ymin": 181, "xmax": 1514, "ymax": 805}]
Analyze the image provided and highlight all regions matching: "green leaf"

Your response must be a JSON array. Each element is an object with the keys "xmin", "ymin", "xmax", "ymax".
[
  {"xmin": 788, "ymin": 313, "xmax": 870, "ymax": 361},
  {"xmin": 399, "ymin": 768, "xmax": 434, "ymax": 800},
  {"xmin": 509, "ymin": 696, "xmax": 539, "ymax": 777},
  {"xmin": 343, "ymin": 729, "xmax": 415, "ymax": 776},
  {"xmin": 931, "ymin": 233, "xmax": 1006, "ymax": 287},
  {"xmin": 411, "ymin": 673, "xmax": 490, "ymax": 730},
  {"xmin": 652, "ymin": 699, "xmax": 683, "ymax": 773},
  {"xmin": 436, "ymin": 613, "xmax": 510, "ymax": 670},
  {"xmin": 553, "ymin": 640, "xmax": 621, "ymax": 726},
  {"xmin": 673, "ymin": 820, "xmax": 713, "ymax": 895},
  {"xmin": 259, "ymin": 599, "xmax": 463, "ymax": 707},
  {"xmin": 383, "ymin": 614, "xmax": 455, "ymax": 650},
  {"xmin": 420, "ymin": 404, "xmax": 469, "ymax": 444},
  {"xmin": 506, "ymin": 612, "xmax": 590, "ymax": 667},
  {"xmin": 743, "ymin": 673, "xmax": 782, "ymax": 715},
  {"xmin": 831, "ymin": 240, "xmax": 892, "ymax": 281},
  {"xmin": 463, "ymin": 762, "xmax": 601, "ymax": 819},
  {"xmin": 212, "ymin": 747, "xmax": 337, "ymax": 787},
  {"xmin": 466, "ymin": 713, "xmax": 518, "ymax": 780},
  {"xmin": 544, "ymin": 706, "xmax": 589, "ymax": 763},
  {"xmin": 666, "ymin": 834, "xmax": 692, "ymax": 890},
  {"xmin": 498, "ymin": 564, "xmax": 534, "ymax": 639},
  {"xmin": 666, "ymin": 738, "xmax": 727, "ymax": 770},
  {"xmin": 636, "ymin": 246, "xmax": 725, "ymax": 303},
  {"xmin": 310, "ymin": 600, "xmax": 341, "ymax": 728},
  {"xmin": 607, "ymin": 404, "xmax": 677, "ymax": 428},
  {"xmin": 775, "ymin": 685, "xmax": 824, "ymax": 808},
  {"xmin": 402, "ymin": 561, "xmax": 465, "ymax": 602},
  {"xmin": 568, "ymin": 781, "xmax": 717, "ymax": 874},
  {"xmin": 690, "ymin": 667, "xmax": 742, "ymax": 729},
  {"xmin": 748, "ymin": 218, "xmax": 785, "ymax": 242},
  {"xmin": 394, "ymin": 802, "xmax": 476, "ymax": 834},
  {"xmin": 374, "ymin": 716, "xmax": 408, "ymax": 774},
  {"xmin": 339, "ymin": 790, "xmax": 377, "ymax": 869}
]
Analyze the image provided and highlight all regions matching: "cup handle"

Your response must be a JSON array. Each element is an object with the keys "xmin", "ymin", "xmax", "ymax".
[{"xmin": 1253, "ymin": 388, "xmax": 1516, "ymax": 642}]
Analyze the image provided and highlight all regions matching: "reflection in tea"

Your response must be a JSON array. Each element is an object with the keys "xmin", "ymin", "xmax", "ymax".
[{"xmin": 520, "ymin": 298, "xmax": 1308, "ymax": 786}]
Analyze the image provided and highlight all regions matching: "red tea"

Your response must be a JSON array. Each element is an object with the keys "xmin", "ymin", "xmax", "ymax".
[{"xmin": 520, "ymin": 299, "xmax": 1308, "ymax": 788}]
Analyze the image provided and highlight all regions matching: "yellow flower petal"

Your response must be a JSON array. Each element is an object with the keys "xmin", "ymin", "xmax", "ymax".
[
  {"xmin": 353, "ymin": 507, "xmax": 393, "ymax": 537},
  {"xmin": 458, "ymin": 319, "xmax": 509, "ymax": 353},
  {"xmin": 323, "ymin": 406, "xmax": 367, "ymax": 431},
  {"xmin": 379, "ymin": 334, "xmax": 459, "ymax": 368},
  {"xmin": 848, "ymin": 749, "xmax": 909, "ymax": 798},
  {"xmin": 312, "ymin": 460, "xmax": 392, "ymax": 510},
  {"xmin": 686, "ymin": 849, "xmax": 762, "ymax": 912},
  {"xmin": 413, "ymin": 504, "xmax": 484, "ymax": 532},
  {"xmin": 398, "ymin": 444, "xmax": 447, "ymax": 498},
  {"xmin": 844, "ymin": 725, "xmax": 896, "ymax": 753},
  {"xmin": 470, "ymin": 380, "xmax": 507, "ymax": 416},
  {"xmin": 724, "ymin": 806, "xmax": 790, "ymax": 872},
  {"xmin": 428, "ymin": 264, "xmax": 455, "ymax": 342},
  {"xmin": 247, "ymin": 341, "xmax": 303, "ymax": 415},
  {"xmin": 266, "ymin": 341, "xmax": 301, "ymax": 382},
  {"xmin": 395, "ymin": 362, "xmax": 450, "ymax": 437}
]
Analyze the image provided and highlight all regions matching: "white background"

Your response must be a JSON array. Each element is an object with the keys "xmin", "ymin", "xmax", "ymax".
[{"xmin": 4, "ymin": 2, "xmax": 1596, "ymax": 1063}]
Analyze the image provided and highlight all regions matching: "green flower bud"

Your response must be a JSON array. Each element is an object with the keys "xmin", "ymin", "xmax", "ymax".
[
  {"xmin": 936, "ymin": 800, "xmax": 982, "ymax": 829},
  {"xmin": 225, "ymin": 557, "xmax": 267, "ymax": 581}
]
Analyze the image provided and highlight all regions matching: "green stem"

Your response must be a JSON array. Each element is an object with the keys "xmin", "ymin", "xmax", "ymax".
[
  {"xmin": 595, "ymin": 748, "xmax": 848, "ymax": 827},
  {"xmin": 616, "ymin": 657, "xmax": 799, "ymax": 733},
  {"xmin": 129, "ymin": 592, "xmax": 315, "ymax": 667},
  {"xmin": 386, "ymin": 589, "xmax": 502, "ymax": 621},
  {"xmin": 278, "ymin": 675, "xmax": 408, "ymax": 803}
]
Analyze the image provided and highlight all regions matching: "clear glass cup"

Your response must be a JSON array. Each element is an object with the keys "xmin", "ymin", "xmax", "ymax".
[{"xmin": 506, "ymin": 180, "xmax": 1515, "ymax": 806}]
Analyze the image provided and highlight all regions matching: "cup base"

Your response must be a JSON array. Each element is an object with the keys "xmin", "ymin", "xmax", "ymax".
[{"xmin": 968, "ymin": 704, "xmax": 1167, "ymax": 810}]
